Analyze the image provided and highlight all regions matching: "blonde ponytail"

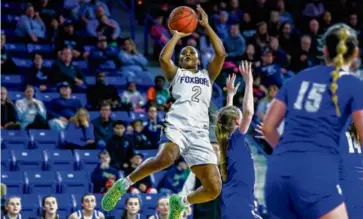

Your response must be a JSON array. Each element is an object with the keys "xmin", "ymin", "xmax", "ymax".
[
  {"xmin": 215, "ymin": 122, "xmax": 229, "ymax": 182},
  {"xmin": 330, "ymin": 28, "xmax": 349, "ymax": 116}
]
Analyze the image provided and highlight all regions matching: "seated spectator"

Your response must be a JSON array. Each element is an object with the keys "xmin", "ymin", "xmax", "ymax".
[
  {"xmin": 41, "ymin": 195, "xmax": 59, "ymax": 219},
  {"xmin": 253, "ymin": 22, "xmax": 270, "ymax": 52},
  {"xmin": 276, "ymin": 0, "xmax": 294, "ymax": 27},
  {"xmin": 214, "ymin": 10, "xmax": 229, "ymax": 41},
  {"xmin": 34, "ymin": 0, "xmax": 63, "ymax": 28},
  {"xmin": 306, "ymin": 18, "xmax": 321, "ymax": 54},
  {"xmin": 290, "ymin": 35, "xmax": 316, "ymax": 72},
  {"xmin": 51, "ymin": 47, "xmax": 86, "ymax": 90},
  {"xmin": 256, "ymin": 85, "xmax": 278, "ymax": 122},
  {"xmin": 68, "ymin": 193, "xmax": 105, "ymax": 219},
  {"xmin": 268, "ymin": 10, "xmax": 282, "ymax": 37},
  {"xmin": 149, "ymin": 197, "xmax": 169, "ymax": 219},
  {"xmin": 48, "ymin": 82, "xmax": 82, "ymax": 131},
  {"xmin": 88, "ymin": 36, "xmax": 117, "ymax": 74},
  {"xmin": 125, "ymin": 153, "xmax": 157, "ymax": 194},
  {"xmin": 321, "ymin": 11, "xmax": 333, "ymax": 32},
  {"xmin": 143, "ymin": 106, "xmax": 163, "ymax": 148},
  {"xmin": 15, "ymin": 85, "xmax": 47, "ymax": 130},
  {"xmin": 269, "ymin": 37, "xmax": 289, "ymax": 67},
  {"xmin": 240, "ymin": 12, "xmax": 256, "ymax": 39},
  {"xmin": 118, "ymin": 37, "xmax": 148, "ymax": 76},
  {"xmin": 121, "ymin": 82, "xmax": 145, "ymax": 111},
  {"xmin": 348, "ymin": 13, "xmax": 361, "ymax": 34},
  {"xmin": 86, "ymin": 71, "xmax": 121, "ymax": 110},
  {"xmin": 81, "ymin": 0, "xmax": 111, "ymax": 24},
  {"xmin": 225, "ymin": 24, "xmax": 246, "ymax": 62},
  {"xmin": 199, "ymin": 34, "xmax": 215, "ymax": 68},
  {"xmin": 47, "ymin": 17, "xmax": 60, "ymax": 42},
  {"xmin": 1, "ymin": 87, "xmax": 19, "ymax": 130},
  {"xmin": 121, "ymin": 196, "xmax": 147, "ymax": 219},
  {"xmin": 151, "ymin": 15, "xmax": 170, "ymax": 60},
  {"xmin": 228, "ymin": 0, "xmax": 243, "ymax": 23},
  {"xmin": 107, "ymin": 120, "xmax": 135, "ymax": 170},
  {"xmin": 242, "ymin": 44, "xmax": 260, "ymax": 67},
  {"xmin": 146, "ymin": 76, "xmax": 170, "ymax": 111},
  {"xmin": 15, "ymin": 4, "xmax": 46, "ymax": 42},
  {"xmin": 256, "ymin": 48, "xmax": 284, "ymax": 88},
  {"xmin": 157, "ymin": 158, "xmax": 190, "ymax": 194},
  {"xmin": 4, "ymin": 196, "xmax": 22, "ymax": 219},
  {"xmin": 132, "ymin": 119, "xmax": 152, "ymax": 149},
  {"xmin": 87, "ymin": 6, "xmax": 120, "ymax": 41},
  {"xmin": 1, "ymin": 32, "xmax": 17, "ymax": 74},
  {"xmin": 278, "ymin": 22, "xmax": 299, "ymax": 57},
  {"xmin": 65, "ymin": 108, "xmax": 95, "ymax": 149},
  {"xmin": 68, "ymin": 0, "xmax": 88, "ymax": 21},
  {"xmin": 91, "ymin": 150, "xmax": 118, "ymax": 193},
  {"xmin": 25, "ymin": 53, "xmax": 51, "ymax": 92},
  {"xmin": 55, "ymin": 20, "xmax": 86, "ymax": 60},
  {"xmin": 92, "ymin": 102, "xmax": 114, "ymax": 147}
]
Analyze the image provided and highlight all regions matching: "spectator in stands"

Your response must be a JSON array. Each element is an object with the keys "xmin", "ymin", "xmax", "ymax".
[
  {"xmin": 15, "ymin": 85, "xmax": 47, "ymax": 130},
  {"xmin": 65, "ymin": 108, "xmax": 95, "ymax": 149},
  {"xmin": 91, "ymin": 150, "xmax": 118, "ymax": 193},
  {"xmin": 290, "ymin": 35, "xmax": 316, "ymax": 72},
  {"xmin": 88, "ymin": 36, "xmax": 117, "ymax": 74},
  {"xmin": 125, "ymin": 152, "xmax": 157, "ymax": 194},
  {"xmin": 121, "ymin": 196, "xmax": 147, "ymax": 219},
  {"xmin": 276, "ymin": 0, "xmax": 294, "ymax": 26},
  {"xmin": 15, "ymin": 4, "xmax": 46, "ymax": 42},
  {"xmin": 118, "ymin": 37, "xmax": 148, "ymax": 76},
  {"xmin": 199, "ymin": 34, "xmax": 215, "ymax": 68},
  {"xmin": 253, "ymin": 22, "xmax": 269, "ymax": 52},
  {"xmin": 132, "ymin": 119, "xmax": 152, "ymax": 149},
  {"xmin": 55, "ymin": 20, "xmax": 85, "ymax": 60},
  {"xmin": 81, "ymin": 0, "xmax": 111, "ymax": 23},
  {"xmin": 228, "ymin": 0, "xmax": 243, "ymax": 23},
  {"xmin": 121, "ymin": 82, "xmax": 145, "ymax": 111},
  {"xmin": 242, "ymin": 44, "xmax": 259, "ymax": 67},
  {"xmin": 149, "ymin": 197, "xmax": 169, "ymax": 219},
  {"xmin": 225, "ymin": 24, "xmax": 246, "ymax": 62},
  {"xmin": 269, "ymin": 37, "xmax": 289, "ymax": 67},
  {"xmin": 143, "ymin": 106, "xmax": 163, "ymax": 148},
  {"xmin": 146, "ymin": 76, "xmax": 170, "ymax": 111},
  {"xmin": 4, "ymin": 196, "xmax": 22, "ymax": 219},
  {"xmin": 1, "ymin": 87, "xmax": 19, "ymax": 129},
  {"xmin": 86, "ymin": 71, "xmax": 121, "ymax": 110},
  {"xmin": 268, "ymin": 10, "xmax": 282, "ymax": 37},
  {"xmin": 69, "ymin": 193, "xmax": 105, "ymax": 219},
  {"xmin": 321, "ymin": 11, "xmax": 333, "ymax": 32},
  {"xmin": 1, "ymin": 32, "xmax": 17, "ymax": 74},
  {"xmin": 51, "ymin": 47, "xmax": 86, "ymax": 90},
  {"xmin": 249, "ymin": 0, "xmax": 269, "ymax": 24},
  {"xmin": 34, "ymin": 0, "xmax": 63, "ymax": 28},
  {"xmin": 157, "ymin": 158, "xmax": 190, "ymax": 194},
  {"xmin": 257, "ymin": 48, "xmax": 284, "ymax": 88},
  {"xmin": 240, "ymin": 12, "xmax": 255, "ymax": 39},
  {"xmin": 92, "ymin": 102, "xmax": 114, "ymax": 147},
  {"xmin": 214, "ymin": 11, "xmax": 229, "ymax": 41},
  {"xmin": 48, "ymin": 82, "xmax": 82, "ymax": 131},
  {"xmin": 87, "ymin": 6, "xmax": 120, "ymax": 41},
  {"xmin": 278, "ymin": 22, "xmax": 298, "ymax": 56},
  {"xmin": 348, "ymin": 13, "xmax": 360, "ymax": 33},
  {"xmin": 256, "ymin": 85, "xmax": 278, "ymax": 122},
  {"xmin": 41, "ymin": 195, "xmax": 59, "ymax": 219},
  {"xmin": 306, "ymin": 18, "xmax": 321, "ymax": 54},
  {"xmin": 151, "ymin": 15, "xmax": 170, "ymax": 60},
  {"xmin": 107, "ymin": 120, "xmax": 135, "ymax": 170},
  {"xmin": 25, "ymin": 53, "xmax": 51, "ymax": 92}
]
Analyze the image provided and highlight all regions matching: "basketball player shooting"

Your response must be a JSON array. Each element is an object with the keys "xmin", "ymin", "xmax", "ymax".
[{"xmin": 102, "ymin": 5, "xmax": 226, "ymax": 219}]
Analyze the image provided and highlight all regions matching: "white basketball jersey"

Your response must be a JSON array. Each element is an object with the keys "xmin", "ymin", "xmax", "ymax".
[{"xmin": 165, "ymin": 68, "xmax": 212, "ymax": 130}]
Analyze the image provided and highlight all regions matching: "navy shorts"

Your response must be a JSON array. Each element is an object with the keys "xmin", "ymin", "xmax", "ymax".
[{"xmin": 265, "ymin": 151, "xmax": 344, "ymax": 219}]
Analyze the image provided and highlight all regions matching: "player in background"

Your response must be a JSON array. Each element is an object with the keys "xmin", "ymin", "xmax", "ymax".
[
  {"xmin": 102, "ymin": 4, "xmax": 226, "ymax": 219},
  {"xmin": 68, "ymin": 193, "xmax": 104, "ymax": 219},
  {"xmin": 3, "ymin": 196, "xmax": 22, "ymax": 219},
  {"xmin": 261, "ymin": 23, "xmax": 363, "ymax": 219},
  {"xmin": 41, "ymin": 195, "xmax": 59, "ymax": 219},
  {"xmin": 339, "ymin": 119, "xmax": 363, "ymax": 219},
  {"xmin": 216, "ymin": 62, "xmax": 261, "ymax": 219}
]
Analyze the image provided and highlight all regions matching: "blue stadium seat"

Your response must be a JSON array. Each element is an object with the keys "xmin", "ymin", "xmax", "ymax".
[
  {"xmin": 158, "ymin": 111, "xmax": 166, "ymax": 122},
  {"xmin": 4, "ymin": 43, "xmax": 28, "ymax": 57},
  {"xmin": 12, "ymin": 149, "xmax": 44, "ymax": 171},
  {"xmin": 17, "ymin": 194, "xmax": 41, "ymax": 217},
  {"xmin": 89, "ymin": 111, "xmax": 99, "ymax": 120},
  {"xmin": 108, "ymin": 209, "xmax": 125, "ymax": 217},
  {"xmin": 27, "ymin": 43, "xmax": 53, "ymax": 56},
  {"xmin": 71, "ymin": 93, "xmax": 87, "ymax": 106},
  {"xmin": 29, "ymin": 129, "xmax": 59, "ymax": 149},
  {"xmin": 36, "ymin": 92, "xmax": 59, "ymax": 102},
  {"xmin": 25, "ymin": 171, "xmax": 58, "ymax": 194},
  {"xmin": 6, "ymin": 91, "xmax": 24, "ymax": 102},
  {"xmin": 12, "ymin": 58, "xmax": 32, "ymax": 68},
  {"xmin": 151, "ymin": 170, "xmax": 167, "ymax": 187},
  {"xmin": 1, "ymin": 2, "xmax": 25, "ymax": 14},
  {"xmin": 85, "ymin": 76, "xmax": 127, "ymax": 88},
  {"xmin": 137, "ymin": 149, "xmax": 157, "ymax": 159},
  {"xmin": 111, "ymin": 111, "xmax": 133, "ymax": 124},
  {"xmin": 140, "ymin": 193, "xmax": 163, "ymax": 216},
  {"xmin": 132, "ymin": 112, "xmax": 148, "ymax": 122},
  {"xmin": 1, "ymin": 130, "xmax": 29, "ymax": 149},
  {"xmin": 74, "ymin": 149, "xmax": 101, "ymax": 171},
  {"xmin": 1, "ymin": 149, "xmax": 12, "ymax": 170},
  {"xmin": 43, "ymin": 59, "xmax": 54, "ymax": 68},
  {"xmin": 57, "ymin": 171, "xmax": 90, "ymax": 194},
  {"xmin": 44, "ymin": 150, "xmax": 75, "ymax": 171},
  {"xmin": 1, "ymin": 172, "xmax": 25, "ymax": 194},
  {"xmin": 42, "ymin": 194, "xmax": 75, "ymax": 217},
  {"xmin": 1, "ymin": 74, "xmax": 23, "ymax": 89},
  {"xmin": 73, "ymin": 60, "xmax": 88, "ymax": 70}
]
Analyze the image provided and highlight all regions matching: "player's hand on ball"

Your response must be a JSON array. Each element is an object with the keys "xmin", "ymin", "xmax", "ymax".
[
  {"xmin": 169, "ymin": 26, "xmax": 191, "ymax": 38},
  {"xmin": 239, "ymin": 60, "xmax": 253, "ymax": 83},
  {"xmin": 226, "ymin": 73, "xmax": 240, "ymax": 96},
  {"xmin": 196, "ymin": 5, "xmax": 208, "ymax": 27}
]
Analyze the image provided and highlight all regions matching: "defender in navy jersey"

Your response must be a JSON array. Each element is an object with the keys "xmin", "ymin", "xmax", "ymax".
[
  {"xmin": 262, "ymin": 24, "xmax": 363, "ymax": 219},
  {"xmin": 69, "ymin": 193, "xmax": 105, "ymax": 219},
  {"xmin": 216, "ymin": 62, "xmax": 261, "ymax": 219},
  {"xmin": 102, "ymin": 5, "xmax": 226, "ymax": 219},
  {"xmin": 339, "ymin": 120, "xmax": 363, "ymax": 219}
]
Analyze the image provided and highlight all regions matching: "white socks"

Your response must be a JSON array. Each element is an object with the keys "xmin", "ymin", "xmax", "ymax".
[
  {"xmin": 181, "ymin": 195, "xmax": 190, "ymax": 206},
  {"xmin": 124, "ymin": 176, "xmax": 134, "ymax": 188}
]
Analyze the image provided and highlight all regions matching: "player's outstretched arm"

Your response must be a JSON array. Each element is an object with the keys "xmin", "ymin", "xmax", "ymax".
[
  {"xmin": 238, "ymin": 61, "xmax": 254, "ymax": 134},
  {"xmin": 196, "ymin": 5, "xmax": 226, "ymax": 81},
  {"xmin": 225, "ymin": 73, "xmax": 240, "ymax": 107},
  {"xmin": 262, "ymin": 100, "xmax": 285, "ymax": 148},
  {"xmin": 352, "ymin": 110, "xmax": 363, "ymax": 146},
  {"xmin": 159, "ymin": 31, "xmax": 190, "ymax": 81}
]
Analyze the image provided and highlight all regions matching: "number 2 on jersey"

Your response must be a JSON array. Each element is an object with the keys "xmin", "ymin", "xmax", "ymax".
[
  {"xmin": 293, "ymin": 81, "xmax": 327, "ymax": 112},
  {"xmin": 346, "ymin": 132, "xmax": 361, "ymax": 154},
  {"xmin": 191, "ymin": 86, "xmax": 202, "ymax": 102}
]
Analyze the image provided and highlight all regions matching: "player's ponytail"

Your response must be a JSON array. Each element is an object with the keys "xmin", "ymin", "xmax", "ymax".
[{"xmin": 215, "ymin": 106, "xmax": 241, "ymax": 182}]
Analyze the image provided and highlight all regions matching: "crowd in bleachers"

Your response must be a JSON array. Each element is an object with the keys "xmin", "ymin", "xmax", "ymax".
[{"xmin": 1, "ymin": 0, "xmax": 363, "ymax": 218}]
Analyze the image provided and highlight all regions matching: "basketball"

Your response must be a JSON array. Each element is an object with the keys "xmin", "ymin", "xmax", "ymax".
[{"xmin": 168, "ymin": 6, "xmax": 198, "ymax": 34}]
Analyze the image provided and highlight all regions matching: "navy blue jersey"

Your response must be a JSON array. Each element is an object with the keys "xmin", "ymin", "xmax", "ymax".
[
  {"xmin": 339, "ymin": 121, "xmax": 363, "ymax": 217},
  {"xmin": 274, "ymin": 65, "xmax": 363, "ymax": 154},
  {"xmin": 222, "ymin": 129, "xmax": 259, "ymax": 218}
]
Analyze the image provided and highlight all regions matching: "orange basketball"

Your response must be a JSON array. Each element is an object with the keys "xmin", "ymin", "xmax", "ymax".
[{"xmin": 168, "ymin": 6, "xmax": 198, "ymax": 34}]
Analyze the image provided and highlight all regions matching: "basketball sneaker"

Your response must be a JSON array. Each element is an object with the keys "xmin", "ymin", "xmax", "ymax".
[
  {"xmin": 168, "ymin": 194, "xmax": 187, "ymax": 219},
  {"xmin": 101, "ymin": 178, "xmax": 128, "ymax": 211}
]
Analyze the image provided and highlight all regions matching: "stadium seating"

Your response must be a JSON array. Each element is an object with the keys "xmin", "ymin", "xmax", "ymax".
[
  {"xmin": 29, "ymin": 129, "xmax": 59, "ymax": 149},
  {"xmin": 1, "ymin": 130, "xmax": 29, "ymax": 149},
  {"xmin": 48, "ymin": 194, "xmax": 75, "ymax": 217},
  {"xmin": 1, "ymin": 149, "xmax": 12, "ymax": 171},
  {"xmin": 111, "ymin": 111, "xmax": 133, "ymax": 123},
  {"xmin": 25, "ymin": 171, "xmax": 58, "ymax": 194},
  {"xmin": 57, "ymin": 171, "xmax": 91, "ymax": 194},
  {"xmin": 44, "ymin": 149, "xmax": 75, "ymax": 171},
  {"xmin": 17, "ymin": 194, "xmax": 41, "ymax": 217},
  {"xmin": 151, "ymin": 170, "xmax": 167, "ymax": 187},
  {"xmin": 131, "ymin": 111, "xmax": 148, "ymax": 122},
  {"xmin": 1, "ymin": 74, "xmax": 23, "ymax": 90},
  {"xmin": 140, "ymin": 193, "xmax": 164, "ymax": 216},
  {"xmin": 74, "ymin": 149, "xmax": 101, "ymax": 171},
  {"xmin": 1, "ymin": 172, "xmax": 25, "ymax": 194},
  {"xmin": 12, "ymin": 149, "xmax": 44, "ymax": 171}
]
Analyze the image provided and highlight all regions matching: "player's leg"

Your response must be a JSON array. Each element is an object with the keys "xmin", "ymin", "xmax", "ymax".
[
  {"xmin": 102, "ymin": 142, "xmax": 180, "ymax": 211},
  {"xmin": 319, "ymin": 203, "xmax": 348, "ymax": 219}
]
